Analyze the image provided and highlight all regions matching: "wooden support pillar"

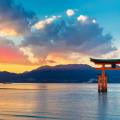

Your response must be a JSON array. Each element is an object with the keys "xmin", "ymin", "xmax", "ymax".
[{"xmin": 98, "ymin": 64, "xmax": 107, "ymax": 93}]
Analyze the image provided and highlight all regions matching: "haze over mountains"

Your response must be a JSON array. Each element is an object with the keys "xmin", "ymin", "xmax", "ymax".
[{"xmin": 0, "ymin": 64, "xmax": 120, "ymax": 83}]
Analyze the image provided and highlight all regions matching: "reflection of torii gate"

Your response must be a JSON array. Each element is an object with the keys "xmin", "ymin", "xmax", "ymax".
[{"xmin": 90, "ymin": 58, "xmax": 120, "ymax": 93}]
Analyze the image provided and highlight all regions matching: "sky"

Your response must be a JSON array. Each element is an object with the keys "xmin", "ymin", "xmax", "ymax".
[{"xmin": 0, "ymin": 0, "xmax": 120, "ymax": 73}]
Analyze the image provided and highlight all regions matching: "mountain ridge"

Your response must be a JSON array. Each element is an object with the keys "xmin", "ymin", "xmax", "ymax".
[{"xmin": 0, "ymin": 64, "xmax": 120, "ymax": 83}]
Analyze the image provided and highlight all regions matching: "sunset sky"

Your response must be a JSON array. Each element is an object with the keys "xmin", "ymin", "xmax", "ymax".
[{"xmin": 0, "ymin": 0, "xmax": 120, "ymax": 73}]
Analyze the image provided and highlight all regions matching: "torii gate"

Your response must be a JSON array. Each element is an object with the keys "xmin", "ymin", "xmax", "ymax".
[{"xmin": 90, "ymin": 58, "xmax": 120, "ymax": 93}]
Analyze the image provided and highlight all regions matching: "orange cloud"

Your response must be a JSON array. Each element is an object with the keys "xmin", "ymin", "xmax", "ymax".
[
  {"xmin": 0, "ymin": 20, "xmax": 22, "ymax": 37},
  {"xmin": 46, "ymin": 52, "xmax": 76, "ymax": 65},
  {"xmin": 0, "ymin": 28, "xmax": 19, "ymax": 37},
  {"xmin": 46, "ymin": 52, "xmax": 94, "ymax": 66}
]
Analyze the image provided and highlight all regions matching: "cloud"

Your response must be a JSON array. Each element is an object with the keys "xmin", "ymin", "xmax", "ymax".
[
  {"xmin": 0, "ymin": 37, "xmax": 29, "ymax": 64},
  {"xmin": 19, "ymin": 13, "xmax": 116, "ymax": 66},
  {"xmin": 92, "ymin": 19, "xmax": 96, "ymax": 24},
  {"xmin": 77, "ymin": 15, "xmax": 88, "ymax": 23},
  {"xmin": 0, "ymin": 0, "xmax": 37, "ymax": 37},
  {"xmin": 0, "ymin": 28, "xmax": 19, "ymax": 37},
  {"xmin": 0, "ymin": 3, "xmax": 116, "ymax": 67},
  {"xmin": 66, "ymin": 9, "xmax": 75, "ymax": 16},
  {"xmin": 101, "ymin": 49, "xmax": 120, "ymax": 58},
  {"xmin": 32, "ymin": 16, "xmax": 60, "ymax": 30},
  {"xmin": 46, "ymin": 52, "xmax": 74, "ymax": 65},
  {"xmin": 20, "ymin": 47, "xmax": 39, "ymax": 64},
  {"xmin": 22, "ymin": 14, "xmax": 115, "ymax": 59}
]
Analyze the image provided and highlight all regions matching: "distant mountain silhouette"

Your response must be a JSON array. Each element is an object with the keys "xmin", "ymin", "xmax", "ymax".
[
  {"xmin": 0, "ymin": 64, "xmax": 120, "ymax": 83},
  {"xmin": 20, "ymin": 64, "xmax": 98, "ymax": 83}
]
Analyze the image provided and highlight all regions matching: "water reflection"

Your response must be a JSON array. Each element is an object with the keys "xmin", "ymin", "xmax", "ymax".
[
  {"xmin": 97, "ymin": 93, "xmax": 108, "ymax": 120},
  {"xmin": 0, "ymin": 84, "xmax": 120, "ymax": 120},
  {"xmin": 0, "ymin": 89, "xmax": 38, "ymax": 120},
  {"xmin": 0, "ymin": 83, "xmax": 68, "ymax": 120}
]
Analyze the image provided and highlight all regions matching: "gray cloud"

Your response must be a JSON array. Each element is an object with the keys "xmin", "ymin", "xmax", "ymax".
[
  {"xmin": 0, "ymin": 0, "xmax": 37, "ymax": 35},
  {"xmin": 21, "ymin": 15, "xmax": 116, "ymax": 57},
  {"xmin": 0, "ymin": 37, "xmax": 14, "ymax": 47}
]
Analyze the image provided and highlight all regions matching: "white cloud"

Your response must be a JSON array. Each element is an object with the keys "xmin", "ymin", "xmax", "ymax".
[
  {"xmin": 32, "ymin": 16, "xmax": 60, "ymax": 30},
  {"xmin": 92, "ymin": 19, "xmax": 96, "ymax": 24},
  {"xmin": 66, "ymin": 9, "xmax": 75, "ymax": 16},
  {"xmin": 77, "ymin": 15, "xmax": 88, "ymax": 22},
  {"xmin": 20, "ymin": 47, "xmax": 39, "ymax": 64}
]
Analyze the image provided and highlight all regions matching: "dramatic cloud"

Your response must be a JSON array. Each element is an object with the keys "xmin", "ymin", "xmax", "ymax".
[
  {"xmin": 66, "ymin": 9, "xmax": 75, "ymax": 16},
  {"xmin": 0, "ymin": 0, "xmax": 36, "ymax": 37},
  {"xmin": 0, "ymin": 1, "xmax": 116, "ymax": 67},
  {"xmin": 22, "ymin": 14, "xmax": 115, "ymax": 61}
]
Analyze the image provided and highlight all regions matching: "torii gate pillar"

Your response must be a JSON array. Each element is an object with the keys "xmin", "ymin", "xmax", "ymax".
[{"xmin": 98, "ymin": 64, "xmax": 107, "ymax": 92}]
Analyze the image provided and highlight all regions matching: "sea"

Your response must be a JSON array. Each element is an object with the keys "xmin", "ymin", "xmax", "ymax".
[{"xmin": 0, "ymin": 83, "xmax": 120, "ymax": 120}]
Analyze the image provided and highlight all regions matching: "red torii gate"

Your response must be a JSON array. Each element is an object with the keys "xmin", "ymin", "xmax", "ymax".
[{"xmin": 90, "ymin": 58, "xmax": 120, "ymax": 93}]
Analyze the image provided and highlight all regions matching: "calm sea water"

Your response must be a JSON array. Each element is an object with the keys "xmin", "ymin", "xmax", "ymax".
[{"xmin": 0, "ymin": 83, "xmax": 120, "ymax": 120}]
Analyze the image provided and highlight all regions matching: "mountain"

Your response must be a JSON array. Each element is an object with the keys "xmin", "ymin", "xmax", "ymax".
[
  {"xmin": 19, "ymin": 64, "xmax": 98, "ymax": 83},
  {"xmin": 0, "ymin": 72, "xmax": 17, "ymax": 83},
  {"xmin": 0, "ymin": 64, "xmax": 120, "ymax": 83}
]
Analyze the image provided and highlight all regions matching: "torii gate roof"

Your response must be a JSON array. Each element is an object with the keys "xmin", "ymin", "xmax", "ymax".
[{"xmin": 90, "ymin": 58, "xmax": 120, "ymax": 64}]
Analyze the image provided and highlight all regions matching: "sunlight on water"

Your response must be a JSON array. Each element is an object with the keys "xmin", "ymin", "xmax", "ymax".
[{"xmin": 0, "ymin": 83, "xmax": 120, "ymax": 120}]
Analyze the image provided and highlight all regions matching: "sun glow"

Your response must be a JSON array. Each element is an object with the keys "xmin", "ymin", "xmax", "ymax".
[{"xmin": 0, "ymin": 63, "xmax": 39, "ymax": 73}]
